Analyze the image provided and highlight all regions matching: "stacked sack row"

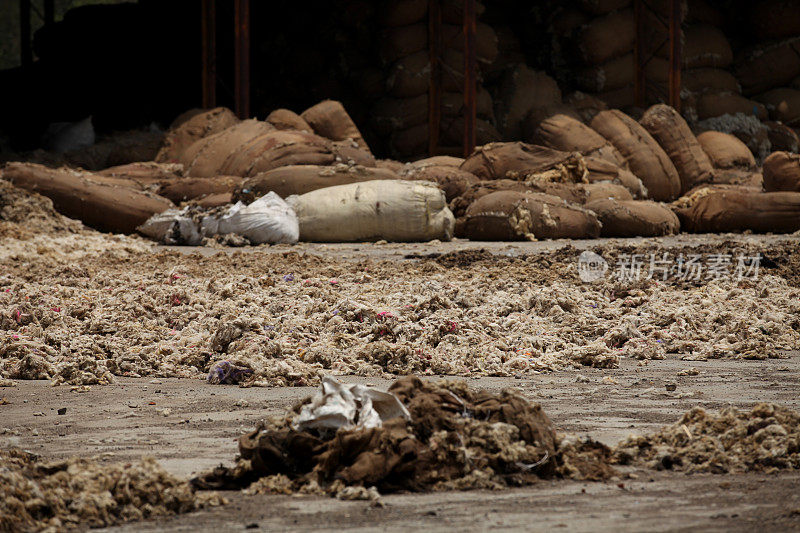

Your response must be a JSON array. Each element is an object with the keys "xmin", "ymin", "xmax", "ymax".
[{"xmin": 366, "ymin": 0, "xmax": 502, "ymax": 159}]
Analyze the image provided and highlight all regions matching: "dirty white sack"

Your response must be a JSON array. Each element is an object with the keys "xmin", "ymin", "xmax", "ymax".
[
  {"xmin": 138, "ymin": 192, "xmax": 299, "ymax": 245},
  {"xmin": 293, "ymin": 376, "xmax": 411, "ymax": 432}
]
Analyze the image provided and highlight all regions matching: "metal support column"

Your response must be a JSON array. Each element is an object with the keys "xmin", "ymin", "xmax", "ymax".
[
  {"xmin": 463, "ymin": 0, "xmax": 477, "ymax": 157},
  {"xmin": 20, "ymin": 0, "xmax": 32, "ymax": 67},
  {"xmin": 668, "ymin": 0, "xmax": 682, "ymax": 112},
  {"xmin": 427, "ymin": 0, "xmax": 442, "ymax": 157},
  {"xmin": 234, "ymin": 0, "xmax": 250, "ymax": 119},
  {"xmin": 201, "ymin": 0, "xmax": 217, "ymax": 109}
]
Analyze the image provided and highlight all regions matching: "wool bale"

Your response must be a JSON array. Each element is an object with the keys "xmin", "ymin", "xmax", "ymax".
[
  {"xmin": 695, "ymin": 131, "xmax": 756, "ymax": 169},
  {"xmin": 586, "ymin": 198, "xmax": 680, "ymax": 237},
  {"xmin": 763, "ymin": 151, "xmax": 800, "ymax": 192}
]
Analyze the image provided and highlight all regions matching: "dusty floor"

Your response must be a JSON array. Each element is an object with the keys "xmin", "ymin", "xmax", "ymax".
[{"xmin": 2, "ymin": 234, "xmax": 800, "ymax": 531}]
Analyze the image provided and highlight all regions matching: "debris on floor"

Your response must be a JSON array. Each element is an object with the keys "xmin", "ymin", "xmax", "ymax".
[
  {"xmin": 0, "ymin": 449, "xmax": 224, "ymax": 532},
  {"xmin": 191, "ymin": 376, "xmax": 616, "ymax": 494},
  {"xmin": 613, "ymin": 402, "xmax": 800, "ymax": 473}
]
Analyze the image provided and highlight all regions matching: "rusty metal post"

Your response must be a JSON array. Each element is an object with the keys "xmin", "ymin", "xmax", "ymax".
[
  {"xmin": 463, "ymin": 0, "xmax": 477, "ymax": 157},
  {"xmin": 428, "ymin": 0, "xmax": 442, "ymax": 157},
  {"xmin": 201, "ymin": 0, "xmax": 217, "ymax": 109},
  {"xmin": 633, "ymin": 0, "xmax": 646, "ymax": 108},
  {"xmin": 20, "ymin": 0, "xmax": 32, "ymax": 67},
  {"xmin": 234, "ymin": 0, "xmax": 250, "ymax": 119},
  {"xmin": 44, "ymin": 0, "xmax": 54, "ymax": 26},
  {"xmin": 668, "ymin": 0, "xmax": 682, "ymax": 112}
]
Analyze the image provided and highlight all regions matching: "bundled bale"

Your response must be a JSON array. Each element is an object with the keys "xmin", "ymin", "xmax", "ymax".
[
  {"xmin": 696, "ymin": 113, "xmax": 772, "ymax": 161},
  {"xmin": 763, "ymin": 151, "xmax": 800, "ymax": 192},
  {"xmin": 673, "ymin": 189, "xmax": 800, "ymax": 233},
  {"xmin": 710, "ymin": 169, "xmax": 764, "ymax": 188},
  {"xmin": 265, "ymin": 109, "xmax": 312, "ymax": 132},
  {"xmin": 578, "ymin": 182, "xmax": 634, "ymax": 204},
  {"xmin": 682, "ymin": 68, "xmax": 741, "ymax": 95},
  {"xmin": 457, "ymin": 190, "xmax": 602, "ymax": 241},
  {"xmin": 2, "ymin": 162, "xmax": 174, "ymax": 234},
  {"xmin": 586, "ymin": 198, "xmax": 680, "ymax": 237},
  {"xmin": 180, "ymin": 119, "xmax": 275, "ymax": 177},
  {"xmin": 212, "ymin": 130, "xmax": 374, "ymax": 178},
  {"xmin": 695, "ymin": 93, "xmax": 768, "ymax": 121},
  {"xmin": 756, "ymin": 88, "xmax": 800, "ymax": 125},
  {"xmin": 460, "ymin": 142, "xmax": 586, "ymax": 183},
  {"xmin": 157, "ymin": 176, "xmax": 244, "ymax": 204},
  {"xmin": 590, "ymin": 110, "xmax": 681, "ymax": 201},
  {"xmin": 577, "ymin": 8, "xmax": 635, "ymax": 65},
  {"xmin": 98, "ymin": 161, "xmax": 185, "ymax": 187},
  {"xmin": 401, "ymin": 165, "xmax": 480, "ymax": 202},
  {"xmin": 532, "ymin": 114, "xmax": 627, "ymax": 168},
  {"xmin": 681, "ymin": 25, "xmax": 733, "ymax": 69},
  {"xmin": 233, "ymin": 164, "xmax": 400, "ymax": 202},
  {"xmin": 380, "ymin": 23, "xmax": 428, "ymax": 63},
  {"xmin": 577, "ymin": 54, "xmax": 668, "ymax": 93},
  {"xmin": 300, "ymin": 100, "xmax": 369, "ymax": 150},
  {"xmin": 495, "ymin": 65, "xmax": 562, "ymax": 140},
  {"xmin": 696, "ymin": 131, "xmax": 756, "ymax": 169},
  {"xmin": 748, "ymin": 0, "xmax": 800, "ymax": 42},
  {"xmin": 407, "ymin": 155, "xmax": 464, "ymax": 169},
  {"xmin": 288, "ymin": 180, "xmax": 454, "ymax": 242},
  {"xmin": 640, "ymin": 104, "xmax": 715, "ymax": 193},
  {"xmin": 584, "ymin": 156, "xmax": 648, "ymax": 198},
  {"xmin": 734, "ymin": 38, "xmax": 800, "ymax": 96},
  {"xmin": 765, "ymin": 121, "xmax": 800, "ymax": 153},
  {"xmin": 450, "ymin": 179, "xmax": 592, "ymax": 217},
  {"xmin": 156, "ymin": 107, "xmax": 239, "ymax": 163}
]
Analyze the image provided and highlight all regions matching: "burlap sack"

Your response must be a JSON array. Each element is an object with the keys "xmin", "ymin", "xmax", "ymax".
[
  {"xmin": 734, "ymin": 38, "xmax": 800, "ymax": 96},
  {"xmin": 682, "ymin": 25, "xmax": 733, "ymax": 69},
  {"xmin": 380, "ymin": 23, "xmax": 428, "ymax": 63},
  {"xmin": 640, "ymin": 104, "xmax": 715, "ymax": 193},
  {"xmin": 595, "ymin": 85, "xmax": 636, "ymax": 110},
  {"xmin": 763, "ymin": 151, "xmax": 800, "ymax": 192},
  {"xmin": 408, "ymin": 155, "xmax": 465, "ymax": 169},
  {"xmin": 564, "ymin": 92, "xmax": 609, "ymax": 123},
  {"xmin": 390, "ymin": 119, "xmax": 500, "ymax": 159},
  {"xmin": 710, "ymin": 169, "xmax": 763, "ymax": 188},
  {"xmin": 756, "ymin": 88, "xmax": 800, "ymax": 126},
  {"xmin": 586, "ymin": 198, "xmax": 680, "ymax": 237},
  {"xmin": 460, "ymin": 142, "xmax": 586, "ymax": 183},
  {"xmin": 218, "ymin": 130, "xmax": 374, "ymax": 178},
  {"xmin": 2, "ymin": 162, "xmax": 174, "ymax": 234},
  {"xmin": 696, "ymin": 114, "xmax": 771, "ymax": 161},
  {"xmin": 590, "ymin": 110, "xmax": 681, "ymax": 201},
  {"xmin": 577, "ymin": 182, "xmax": 634, "ymax": 204},
  {"xmin": 766, "ymin": 121, "xmax": 800, "ymax": 153},
  {"xmin": 98, "ymin": 161, "xmax": 185, "ymax": 187},
  {"xmin": 673, "ymin": 189, "xmax": 800, "ymax": 233},
  {"xmin": 401, "ymin": 165, "xmax": 480, "ymax": 202},
  {"xmin": 180, "ymin": 119, "xmax": 275, "ymax": 177},
  {"xmin": 458, "ymin": 190, "xmax": 601, "ymax": 241},
  {"xmin": 584, "ymin": 156, "xmax": 648, "ymax": 198},
  {"xmin": 682, "ymin": 68, "xmax": 741, "ymax": 95},
  {"xmin": 577, "ymin": 9, "xmax": 635, "ymax": 65},
  {"xmin": 695, "ymin": 131, "xmax": 756, "ymax": 169},
  {"xmin": 156, "ymin": 107, "xmax": 239, "ymax": 163},
  {"xmin": 290, "ymin": 180, "xmax": 454, "ymax": 242},
  {"xmin": 157, "ymin": 176, "xmax": 244, "ymax": 203},
  {"xmin": 300, "ymin": 100, "xmax": 368, "ymax": 150},
  {"xmin": 495, "ymin": 65, "xmax": 561, "ymax": 140},
  {"xmin": 533, "ymin": 114, "xmax": 627, "ymax": 168},
  {"xmin": 372, "ymin": 90, "xmax": 493, "ymax": 135},
  {"xmin": 265, "ymin": 109, "xmax": 312, "ymax": 132},
  {"xmin": 577, "ymin": 54, "xmax": 668, "ymax": 93},
  {"xmin": 451, "ymin": 179, "xmax": 590, "ymax": 217},
  {"xmin": 749, "ymin": 0, "xmax": 800, "ymax": 41},
  {"xmin": 233, "ymin": 165, "xmax": 400, "ymax": 203}
]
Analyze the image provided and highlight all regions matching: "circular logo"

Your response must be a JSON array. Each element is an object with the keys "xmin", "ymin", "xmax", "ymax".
[{"xmin": 578, "ymin": 251, "xmax": 608, "ymax": 282}]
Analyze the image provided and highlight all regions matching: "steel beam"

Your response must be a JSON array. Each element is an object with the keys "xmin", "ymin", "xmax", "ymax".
[
  {"xmin": 201, "ymin": 0, "xmax": 217, "ymax": 108},
  {"xmin": 463, "ymin": 0, "xmax": 477, "ymax": 157},
  {"xmin": 234, "ymin": 0, "xmax": 250, "ymax": 119},
  {"xmin": 428, "ymin": 0, "xmax": 442, "ymax": 156}
]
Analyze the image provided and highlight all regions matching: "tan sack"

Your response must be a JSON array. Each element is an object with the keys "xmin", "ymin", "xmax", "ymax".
[
  {"xmin": 300, "ymin": 100, "xmax": 369, "ymax": 150},
  {"xmin": 289, "ymin": 180, "xmax": 454, "ymax": 242},
  {"xmin": 2, "ymin": 162, "xmax": 174, "ymax": 234},
  {"xmin": 265, "ymin": 109, "xmax": 312, "ymax": 132},
  {"xmin": 586, "ymin": 198, "xmax": 680, "ymax": 237},
  {"xmin": 460, "ymin": 142, "xmax": 586, "ymax": 182},
  {"xmin": 156, "ymin": 107, "xmax": 239, "ymax": 163},
  {"xmin": 457, "ymin": 190, "xmax": 601, "ymax": 241},
  {"xmin": 763, "ymin": 151, "xmax": 800, "ymax": 192},
  {"xmin": 673, "ymin": 189, "xmax": 800, "ymax": 233},
  {"xmin": 533, "ymin": 114, "xmax": 627, "ymax": 168}
]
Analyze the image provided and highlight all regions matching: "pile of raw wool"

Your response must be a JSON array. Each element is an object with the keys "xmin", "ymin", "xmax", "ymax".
[
  {"xmin": 191, "ymin": 376, "xmax": 614, "ymax": 495},
  {"xmin": 0, "ymin": 243, "xmax": 798, "ymax": 387},
  {"xmin": 613, "ymin": 403, "xmax": 800, "ymax": 474},
  {"xmin": 0, "ymin": 178, "xmax": 83, "ymax": 239},
  {"xmin": 0, "ymin": 449, "xmax": 224, "ymax": 531}
]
